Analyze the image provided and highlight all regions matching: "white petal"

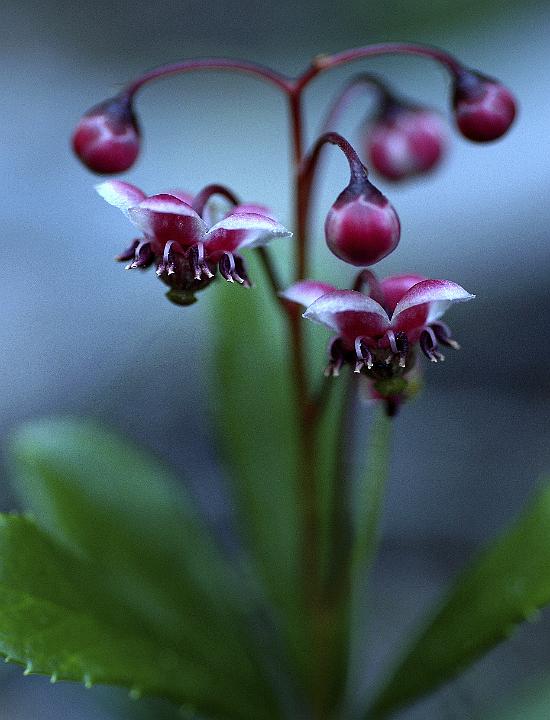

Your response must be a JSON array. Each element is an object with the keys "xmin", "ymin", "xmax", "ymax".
[
  {"xmin": 392, "ymin": 279, "xmax": 475, "ymax": 326},
  {"xmin": 304, "ymin": 290, "xmax": 390, "ymax": 340},
  {"xmin": 95, "ymin": 181, "xmax": 146, "ymax": 217},
  {"xmin": 205, "ymin": 212, "xmax": 292, "ymax": 254},
  {"xmin": 280, "ymin": 281, "xmax": 337, "ymax": 308}
]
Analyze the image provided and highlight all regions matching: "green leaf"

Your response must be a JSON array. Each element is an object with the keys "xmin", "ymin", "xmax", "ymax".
[
  {"xmin": 483, "ymin": 677, "xmax": 550, "ymax": 720},
  {"xmin": 8, "ymin": 418, "xmax": 280, "ymax": 719},
  {"xmin": 0, "ymin": 514, "xmax": 273, "ymax": 720},
  {"xmin": 211, "ymin": 258, "xmax": 305, "ymax": 661},
  {"xmin": 368, "ymin": 483, "xmax": 550, "ymax": 719}
]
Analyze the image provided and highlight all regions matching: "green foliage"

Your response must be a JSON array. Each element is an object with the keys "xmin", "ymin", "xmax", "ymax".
[
  {"xmin": 212, "ymin": 260, "xmax": 306, "ymax": 670},
  {"xmin": 483, "ymin": 677, "xmax": 550, "ymax": 720},
  {"xmin": 368, "ymin": 483, "xmax": 550, "ymax": 719},
  {"xmin": 3, "ymin": 419, "xmax": 281, "ymax": 720}
]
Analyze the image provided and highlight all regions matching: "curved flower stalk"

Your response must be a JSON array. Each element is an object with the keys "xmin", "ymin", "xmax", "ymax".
[
  {"xmin": 97, "ymin": 180, "xmax": 291, "ymax": 305},
  {"xmin": 282, "ymin": 273, "xmax": 474, "ymax": 414},
  {"xmin": 320, "ymin": 74, "xmax": 448, "ymax": 182}
]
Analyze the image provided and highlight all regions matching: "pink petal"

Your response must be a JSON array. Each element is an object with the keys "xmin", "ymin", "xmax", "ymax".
[
  {"xmin": 230, "ymin": 203, "xmax": 276, "ymax": 220},
  {"xmin": 204, "ymin": 212, "xmax": 291, "ymax": 258},
  {"xmin": 166, "ymin": 189, "xmax": 195, "ymax": 205},
  {"xmin": 380, "ymin": 274, "xmax": 427, "ymax": 314},
  {"xmin": 128, "ymin": 194, "xmax": 206, "ymax": 247},
  {"xmin": 280, "ymin": 280, "xmax": 337, "ymax": 308},
  {"xmin": 95, "ymin": 181, "xmax": 146, "ymax": 217},
  {"xmin": 392, "ymin": 279, "xmax": 475, "ymax": 333},
  {"xmin": 303, "ymin": 290, "xmax": 390, "ymax": 346}
]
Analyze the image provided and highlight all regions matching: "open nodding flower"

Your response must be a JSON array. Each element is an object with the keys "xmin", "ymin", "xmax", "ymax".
[
  {"xmin": 96, "ymin": 181, "xmax": 292, "ymax": 305},
  {"xmin": 281, "ymin": 273, "xmax": 474, "ymax": 412}
]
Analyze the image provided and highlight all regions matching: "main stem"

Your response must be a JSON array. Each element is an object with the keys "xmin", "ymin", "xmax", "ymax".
[
  {"xmin": 288, "ymin": 89, "xmax": 331, "ymax": 719},
  {"xmin": 288, "ymin": 89, "xmax": 319, "ymax": 598}
]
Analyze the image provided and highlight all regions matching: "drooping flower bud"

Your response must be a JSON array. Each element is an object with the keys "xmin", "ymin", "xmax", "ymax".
[
  {"xmin": 452, "ymin": 70, "xmax": 516, "ymax": 143},
  {"xmin": 325, "ymin": 174, "xmax": 400, "ymax": 266},
  {"xmin": 72, "ymin": 94, "xmax": 140, "ymax": 174},
  {"xmin": 365, "ymin": 102, "xmax": 447, "ymax": 182}
]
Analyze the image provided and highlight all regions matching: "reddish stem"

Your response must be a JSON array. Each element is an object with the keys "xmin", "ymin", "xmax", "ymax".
[
  {"xmin": 191, "ymin": 183, "xmax": 240, "ymax": 216},
  {"xmin": 298, "ymin": 132, "xmax": 368, "ymax": 260},
  {"xmin": 295, "ymin": 42, "xmax": 463, "ymax": 92},
  {"xmin": 319, "ymin": 73, "xmax": 390, "ymax": 135},
  {"xmin": 126, "ymin": 57, "xmax": 293, "ymax": 96}
]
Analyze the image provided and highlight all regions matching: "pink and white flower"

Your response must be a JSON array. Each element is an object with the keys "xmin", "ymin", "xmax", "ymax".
[
  {"xmin": 452, "ymin": 70, "xmax": 516, "ymax": 143},
  {"xmin": 281, "ymin": 272, "xmax": 474, "ymax": 376},
  {"xmin": 96, "ymin": 180, "xmax": 291, "ymax": 305},
  {"xmin": 365, "ymin": 105, "xmax": 448, "ymax": 182}
]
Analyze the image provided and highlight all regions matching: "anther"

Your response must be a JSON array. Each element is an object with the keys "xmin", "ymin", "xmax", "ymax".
[
  {"xmin": 219, "ymin": 251, "xmax": 245, "ymax": 284},
  {"xmin": 126, "ymin": 241, "xmax": 154, "ymax": 270},
  {"xmin": 189, "ymin": 242, "xmax": 214, "ymax": 281},
  {"xmin": 233, "ymin": 255, "xmax": 251, "ymax": 288},
  {"xmin": 395, "ymin": 331, "xmax": 409, "ymax": 367},
  {"xmin": 156, "ymin": 240, "xmax": 180, "ymax": 277},
  {"xmin": 354, "ymin": 336, "xmax": 373, "ymax": 370},
  {"xmin": 431, "ymin": 321, "xmax": 460, "ymax": 350},
  {"xmin": 420, "ymin": 327, "xmax": 445, "ymax": 362},
  {"xmin": 325, "ymin": 337, "xmax": 346, "ymax": 377},
  {"xmin": 383, "ymin": 329, "xmax": 409, "ymax": 367},
  {"xmin": 115, "ymin": 239, "xmax": 140, "ymax": 262}
]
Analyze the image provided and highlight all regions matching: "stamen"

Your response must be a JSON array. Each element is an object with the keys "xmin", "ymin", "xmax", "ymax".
[
  {"xmin": 326, "ymin": 337, "xmax": 346, "ymax": 376},
  {"xmin": 115, "ymin": 239, "xmax": 139, "ymax": 262},
  {"xmin": 219, "ymin": 252, "xmax": 247, "ymax": 284},
  {"xmin": 395, "ymin": 331, "xmax": 409, "ymax": 368},
  {"xmin": 431, "ymin": 321, "xmax": 461, "ymax": 350},
  {"xmin": 383, "ymin": 329, "xmax": 409, "ymax": 368},
  {"xmin": 156, "ymin": 240, "xmax": 183, "ymax": 277},
  {"xmin": 126, "ymin": 241, "xmax": 153, "ymax": 270},
  {"xmin": 420, "ymin": 327, "xmax": 445, "ymax": 363},
  {"xmin": 354, "ymin": 336, "xmax": 373, "ymax": 369},
  {"xmin": 188, "ymin": 242, "xmax": 214, "ymax": 281},
  {"xmin": 233, "ymin": 255, "xmax": 252, "ymax": 288},
  {"xmin": 386, "ymin": 329, "xmax": 398, "ymax": 354}
]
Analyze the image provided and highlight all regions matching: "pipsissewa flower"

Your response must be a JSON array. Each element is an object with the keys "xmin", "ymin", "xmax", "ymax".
[
  {"xmin": 96, "ymin": 181, "xmax": 292, "ymax": 305},
  {"xmin": 282, "ymin": 273, "xmax": 474, "ymax": 413}
]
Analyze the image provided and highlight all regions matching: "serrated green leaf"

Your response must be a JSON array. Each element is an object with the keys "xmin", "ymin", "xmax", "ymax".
[
  {"xmin": 8, "ymin": 419, "xmax": 279, "ymax": 718},
  {"xmin": 0, "ymin": 514, "xmax": 273, "ymax": 720},
  {"xmin": 368, "ymin": 483, "xmax": 550, "ymax": 719}
]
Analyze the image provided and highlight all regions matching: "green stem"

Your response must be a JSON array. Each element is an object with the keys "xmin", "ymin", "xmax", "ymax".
[
  {"xmin": 352, "ymin": 411, "xmax": 393, "ymax": 573},
  {"xmin": 344, "ymin": 410, "xmax": 393, "ymax": 716}
]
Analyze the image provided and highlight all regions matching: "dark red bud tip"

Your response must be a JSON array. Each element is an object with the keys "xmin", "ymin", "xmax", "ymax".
[
  {"xmin": 453, "ymin": 71, "xmax": 516, "ymax": 143},
  {"xmin": 325, "ymin": 181, "xmax": 400, "ymax": 266},
  {"xmin": 366, "ymin": 107, "xmax": 447, "ymax": 182},
  {"xmin": 72, "ymin": 95, "xmax": 140, "ymax": 174}
]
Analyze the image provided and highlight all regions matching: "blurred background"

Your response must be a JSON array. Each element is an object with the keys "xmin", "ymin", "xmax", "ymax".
[{"xmin": 1, "ymin": 0, "xmax": 550, "ymax": 717}]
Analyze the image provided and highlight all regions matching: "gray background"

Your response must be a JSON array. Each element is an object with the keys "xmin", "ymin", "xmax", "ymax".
[{"xmin": 1, "ymin": 0, "xmax": 550, "ymax": 717}]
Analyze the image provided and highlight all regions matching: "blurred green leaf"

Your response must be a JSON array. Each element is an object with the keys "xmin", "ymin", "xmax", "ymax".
[
  {"xmin": 211, "ymin": 258, "xmax": 306, "ymax": 664},
  {"xmin": 368, "ymin": 483, "xmax": 550, "ymax": 719},
  {"xmin": 9, "ymin": 419, "xmax": 279, "ymax": 719},
  {"xmin": 0, "ymin": 514, "xmax": 273, "ymax": 720},
  {"xmin": 483, "ymin": 676, "xmax": 550, "ymax": 720}
]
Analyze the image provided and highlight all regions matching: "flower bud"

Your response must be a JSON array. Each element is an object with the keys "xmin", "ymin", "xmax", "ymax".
[
  {"xmin": 365, "ymin": 104, "xmax": 447, "ymax": 182},
  {"xmin": 72, "ymin": 95, "xmax": 140, "ymax": 174},
  {"xmin": 325, "ymin": 179, "xmax": 400, "ymax": 266},
  {"xmin": 452, "ymin": 71, "xmax": 516, "ymax": 143}
]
